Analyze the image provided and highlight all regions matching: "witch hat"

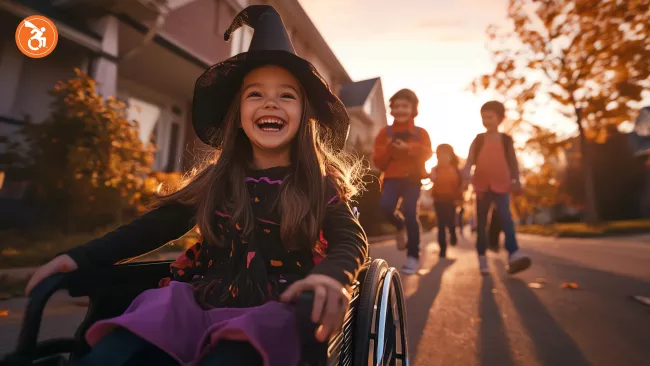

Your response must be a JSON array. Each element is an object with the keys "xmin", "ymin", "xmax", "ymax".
[{"xmin": 192, "ymin": 5, "xmax": 350, "ymax": 150}]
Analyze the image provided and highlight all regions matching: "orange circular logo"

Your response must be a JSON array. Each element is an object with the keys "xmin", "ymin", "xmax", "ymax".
[{"xmin": 15, "ymin": 15, "xmax": 59, "ymax": 58}]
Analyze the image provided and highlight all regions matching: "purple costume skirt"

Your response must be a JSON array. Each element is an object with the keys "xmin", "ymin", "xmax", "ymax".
[{"xmin": 85, "ymin": 281, "xmax": 301, "ymax": 366}]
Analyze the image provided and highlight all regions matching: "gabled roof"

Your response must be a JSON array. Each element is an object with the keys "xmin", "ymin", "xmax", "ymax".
[{"xmin": 338, "ymin": 78, "xmax": 380, "ymax": 108}]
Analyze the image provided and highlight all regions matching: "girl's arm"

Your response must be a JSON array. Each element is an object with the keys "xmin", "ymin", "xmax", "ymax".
[
  {"xmin": 63, "ymin": 202, "xmax": 196, "ymax": 269},
  {"xmin": 461, "ymin": 139, "xmax": 477, "ymax": 181},
  {"xmin": 310, "ymin": 200, "xmax": 369, "ymax": 288}
]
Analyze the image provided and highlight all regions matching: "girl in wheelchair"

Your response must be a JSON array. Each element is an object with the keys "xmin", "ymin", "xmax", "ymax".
[{"xmin": 25, "ymin": 5, "xmax": 368, "ymax": 366}]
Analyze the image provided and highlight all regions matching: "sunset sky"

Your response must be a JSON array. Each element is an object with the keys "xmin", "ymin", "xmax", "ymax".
[{"xmin": 299, "ymin": 0, "xmax": 511, "ymax": 169}]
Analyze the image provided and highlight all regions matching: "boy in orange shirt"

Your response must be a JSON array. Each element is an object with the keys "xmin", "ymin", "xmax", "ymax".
[
  {"xmin": 462, "ymin": 101, "xmax": 531, "ymax": 275},
  {"xmin": 373, "ymin": 89, "xmax": 432, "ymax": 274}
]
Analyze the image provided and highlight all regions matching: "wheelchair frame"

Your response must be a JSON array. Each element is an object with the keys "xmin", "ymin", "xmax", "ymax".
[{"xmin": 1, "ymin": 258, "xmax": 409, "ymax": 366}]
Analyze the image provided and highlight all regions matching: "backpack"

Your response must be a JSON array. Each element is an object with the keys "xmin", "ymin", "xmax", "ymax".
[
  {"xmin": 472, "ymin": 133, "xmax": 516, "ymax": 172},
  {"xmin": 432, "ymin": 165, "xmax": 463, "ymax": 201}
]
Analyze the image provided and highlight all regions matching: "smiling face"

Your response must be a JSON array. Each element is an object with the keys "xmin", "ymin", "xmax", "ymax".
[
  {"xmin": 390, "ymin": 98, "xmax": 415, "ymax": 124},
  {"xmin": 240, "ymin": 65, "xmax": 303, "ymax": 167}
]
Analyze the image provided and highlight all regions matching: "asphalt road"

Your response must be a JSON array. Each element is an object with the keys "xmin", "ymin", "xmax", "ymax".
[{"xmin": 1, "ymin": 231, "xmax": 649, "ymax": 365}]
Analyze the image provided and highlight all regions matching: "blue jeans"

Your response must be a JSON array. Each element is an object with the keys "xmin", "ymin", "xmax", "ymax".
[
  {"xmin": 380, "ymin": 178, "xmax": 422, "ymax": 259},
  {"xmin": 476, "ymin": 191, "xmax": 519, "ymax": 256}
]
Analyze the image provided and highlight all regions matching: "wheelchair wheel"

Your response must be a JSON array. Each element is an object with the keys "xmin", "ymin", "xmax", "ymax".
[{"xmin": 354, "ymin": 259, "xmax": 409, "ymax": 365}]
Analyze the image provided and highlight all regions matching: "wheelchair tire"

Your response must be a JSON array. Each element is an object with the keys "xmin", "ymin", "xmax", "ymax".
[
  {"xmin": 353, "ymin": 259, "xmax": 409, "ymax": 366},
  {"xmin": 374, "ymin": 268, "xmax": 409, "ymax": 365},
  {"xmin": 353, "ymin": 259, "xmax": 389, "ymax": 365}
]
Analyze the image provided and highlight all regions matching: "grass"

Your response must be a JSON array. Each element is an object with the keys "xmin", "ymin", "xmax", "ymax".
[
  {"xmin": 517, "ymin": 219, "xmax": 650, "ymax": 238},
  {"xmin": 0, "ymin": 224, "xmax": 199, "ymax": 269}
]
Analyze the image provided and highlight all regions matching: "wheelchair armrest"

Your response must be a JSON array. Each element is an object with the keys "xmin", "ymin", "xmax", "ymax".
[{"xmin": 13, "ymin": 260, "xmax": 173, "ymax": 358}]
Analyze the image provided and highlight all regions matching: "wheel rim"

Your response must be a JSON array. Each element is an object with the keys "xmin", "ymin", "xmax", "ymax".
[{"xmin": 373, "ymin": 269, "xmax": 409, "ymax": 366}]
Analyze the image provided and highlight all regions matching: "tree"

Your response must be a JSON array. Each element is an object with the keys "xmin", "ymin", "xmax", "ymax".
[
  {"xmin": 512, "ymin": 163, "xmax": 561, "ymax": 223},
  {"xmin": 18, "ymin": 69, "xmax": 156, "ymax": 232},
  {"xmin": 471, "ymin": 0, "xmax": 650, "ymax": 223}
]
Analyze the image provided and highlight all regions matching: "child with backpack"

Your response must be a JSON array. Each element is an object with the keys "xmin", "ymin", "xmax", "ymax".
[
  {"xmin": 373, "ymin": 89, "xmax": 433, "ymax": 274},
  {"xmin": 462, "ymin": 101, "xmax": 531, "ymax": 275},
  {"xmin": 430, "ymin": 144, "xmax": 463, "ymax": 258}
]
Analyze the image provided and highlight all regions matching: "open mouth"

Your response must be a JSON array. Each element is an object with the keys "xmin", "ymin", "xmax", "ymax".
[{"xmin": 255, "ymin": 117, "xmax": 287, "ymax": 132}]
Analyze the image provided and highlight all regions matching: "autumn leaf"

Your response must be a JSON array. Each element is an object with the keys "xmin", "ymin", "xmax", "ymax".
[{"xmin": 561, "ymin": 282, "xmax": 579, "ymax": 289}]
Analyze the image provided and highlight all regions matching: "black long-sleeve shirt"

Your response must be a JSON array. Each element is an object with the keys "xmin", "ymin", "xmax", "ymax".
[{"xmin": 64, "ymin": 166, "xmax": 368, "ymax": 291}]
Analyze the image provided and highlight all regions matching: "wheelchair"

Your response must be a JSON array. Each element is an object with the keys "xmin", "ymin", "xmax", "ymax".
[{"xmin": 1, "ymin": 257, "xmax": 409, "ymax": 366}]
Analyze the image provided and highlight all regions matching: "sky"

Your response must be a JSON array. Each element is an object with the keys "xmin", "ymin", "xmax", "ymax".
[{"xmin": 298, "ymin": 0, "xmax": 512, "ymax": 170}]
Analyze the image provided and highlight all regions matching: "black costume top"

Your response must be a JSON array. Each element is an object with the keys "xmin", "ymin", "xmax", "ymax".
[{"xmin": 65, "ymin": 165, "xmax": 368, "ymax": 308}]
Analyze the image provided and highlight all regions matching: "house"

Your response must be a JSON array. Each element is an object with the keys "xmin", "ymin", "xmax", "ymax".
[
  {"xmin": 555, "ymin": 127, "xmax": 646, "ymax": 221},
  {"xmin": 0, "ymin": 0, "xmax": 386, "ymax": 180},
  {"xmin": 339, "ymin": 77, "xmax": 388, "ymax": 165}
]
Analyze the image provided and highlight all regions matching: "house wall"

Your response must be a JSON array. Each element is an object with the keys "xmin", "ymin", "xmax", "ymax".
[
  {"xmin": 0, "ymin": 36, "xmax": 88, "ymax": 154},
  {"xmin": 156, "ymin": 0, "xmax": 237, "ymax": 64},
  {"xmin": 367, "ymin": 81, "xmax": 388, "ymax": 138}
]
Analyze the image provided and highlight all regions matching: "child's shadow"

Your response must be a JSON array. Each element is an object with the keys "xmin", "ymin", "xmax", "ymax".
[
  {"xmin": 492, "ymin": 258, "xmax": 591, "ymax": 366},
  {"xmin": 478, "ymin": 276, "xmax": 516, "ymax": 366},
  {"xmin": 405, "ymin": 258, "xmax": 456, "ymax": 360},
  {"xmin": 500, "ymin": 276, "xmax": 591, "ymax": 366}
]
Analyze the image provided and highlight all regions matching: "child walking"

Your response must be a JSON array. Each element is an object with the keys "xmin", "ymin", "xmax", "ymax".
[
  {"xmin": 25, "ymin": 6, "xmax": 368, "ymax": 366},
  {"xmin": 462, "ymin": 101, "xmax": 531, "ymax": 275},
  {"xmin": 430, "ymin": 144, "xmax": 463, "ymax": 258},
  {"xmin": 373, "ymin": 89, "xmax": 432, "ymax": 274}
]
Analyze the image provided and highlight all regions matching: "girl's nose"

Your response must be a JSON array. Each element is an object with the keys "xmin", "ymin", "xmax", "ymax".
[{"xmin": 263, "ymin": 99, "xmax": 279, "ymax": 109}]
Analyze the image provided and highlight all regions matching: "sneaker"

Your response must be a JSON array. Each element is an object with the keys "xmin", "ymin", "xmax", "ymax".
[
  {"xmin": 507, "ymin": 251, "xmax": 532, "ymax": 274},
  {"xmin": 395, "ymin": 228, "xmax": 408, "ymax": 251},
  {"xmin": 401, "ymin": 256, "xmax": 419, "ymax": 275},
  {"xmin": 479, "ymin": 255, "xmax": 490, "ymax": 275}
]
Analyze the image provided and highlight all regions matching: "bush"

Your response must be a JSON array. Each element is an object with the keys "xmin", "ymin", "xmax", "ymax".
[{"xmin": 14, "ymin": 69, "xmax": 157, "ymax": 232}]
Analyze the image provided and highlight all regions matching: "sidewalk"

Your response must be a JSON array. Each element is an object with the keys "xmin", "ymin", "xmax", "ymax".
[{"xmin": 518, "ymin": 232, "xmax": 650, "ymax": 246}]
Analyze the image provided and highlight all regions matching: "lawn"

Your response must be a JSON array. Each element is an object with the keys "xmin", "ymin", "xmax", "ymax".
[{"xmin": 517, "ymin": 219, "xmax": 650, "ymax": 238}]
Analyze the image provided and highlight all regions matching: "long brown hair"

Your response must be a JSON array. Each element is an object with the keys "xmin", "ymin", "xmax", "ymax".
[{"xmin": 154, "ymin": 88, "xmax": 365, "ymax": 251}]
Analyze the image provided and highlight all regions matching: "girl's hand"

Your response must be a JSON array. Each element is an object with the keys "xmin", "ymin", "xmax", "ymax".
[
  {"xmin": 25, "ymin": 255, "xmax": 78, "ymax": 296},
  {"xmin": 280, "ymin": 274, "xmax": 351, "ymax": 342}
]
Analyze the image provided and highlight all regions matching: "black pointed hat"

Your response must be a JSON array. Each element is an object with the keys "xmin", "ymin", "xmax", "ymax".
[{"xmin": 192, "ymin": 5, "xmax": 350, "ymax": 149}]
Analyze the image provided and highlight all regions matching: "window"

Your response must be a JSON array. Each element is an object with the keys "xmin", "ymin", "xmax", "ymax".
[{"xmin": 125, "ymin": 97, "xmax": 161, "ymax": 145}]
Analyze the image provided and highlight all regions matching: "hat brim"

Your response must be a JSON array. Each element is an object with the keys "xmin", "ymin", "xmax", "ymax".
[{"xmin": 192, "ymin": 50, "xmax": 350, "ymax": 150}]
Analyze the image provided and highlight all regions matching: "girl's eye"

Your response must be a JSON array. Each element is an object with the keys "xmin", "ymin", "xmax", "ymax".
[
  {"xmin": 280, "ymin": 93, "xmax": 296, "ymax": 100},
  {"xmin": 247, "ymin": 91, "xmax": 262, "ymax": 98}
]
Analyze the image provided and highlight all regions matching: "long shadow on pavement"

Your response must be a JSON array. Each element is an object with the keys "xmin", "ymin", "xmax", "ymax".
[
  {"xmin": 500, "ymin": 276, "xmax": 591, "ymax": 366},
  {"xmin": 405, "ymin": 258, "xmax": 455, "ymax": 362},
  {"xmin": 497, "ymin": 251, "xmax": 650, "ymax": 366},
  {"xmin": 479, "ymin": 276, "xmax": 516, "ymax": 366}
]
